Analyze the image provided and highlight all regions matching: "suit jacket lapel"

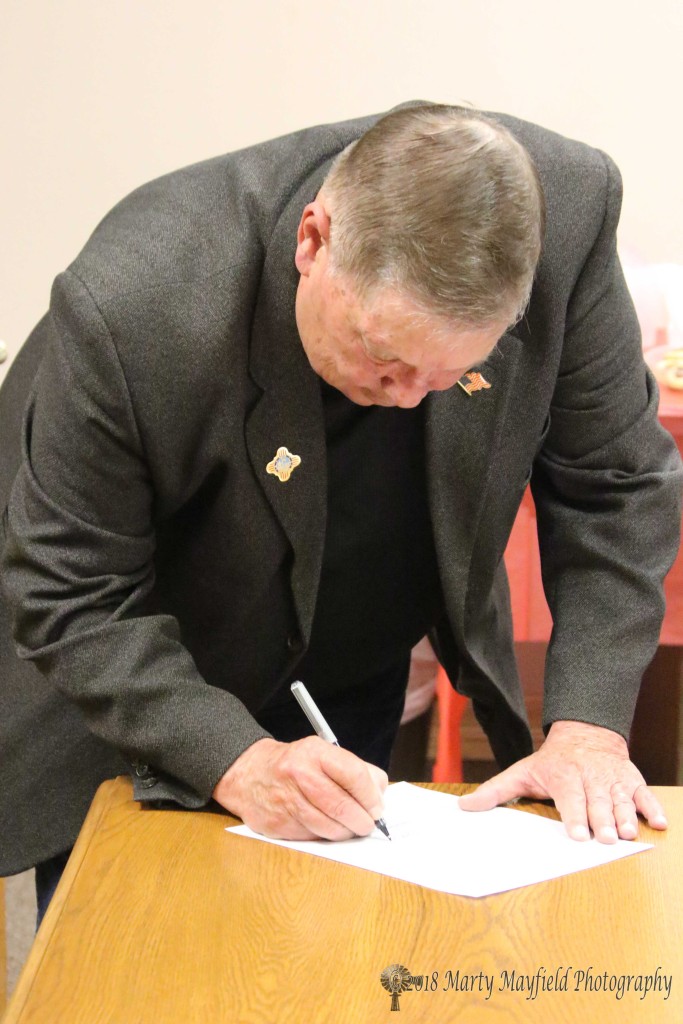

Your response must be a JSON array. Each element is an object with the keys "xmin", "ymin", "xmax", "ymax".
[
  {"xmin": 245, "ymin": 163, "xmax": 332, "ymax": 644},
  {"xmin": 426, "ymin": 329, "xmax": 523, "ymax": 640}
]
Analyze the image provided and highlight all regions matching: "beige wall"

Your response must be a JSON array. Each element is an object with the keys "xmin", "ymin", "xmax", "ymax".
[{"xmin": 1, "ymin": 0, "xmax": 681, "ymax": 384}]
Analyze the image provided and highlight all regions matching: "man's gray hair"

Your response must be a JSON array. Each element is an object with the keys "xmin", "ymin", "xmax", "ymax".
[{"xmin": 321, "ymin": 104, "xmax": 546, "ymax": 330}]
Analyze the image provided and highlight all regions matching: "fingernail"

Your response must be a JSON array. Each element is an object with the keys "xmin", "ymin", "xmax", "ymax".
[
  {"xmin": 620, "ymin": 823, "xmax": 637, "ymax": 839},
  {"xmin": 572, "ymin": 825, "xmax": 590, "ymax": 841},
  {"xmin": 600, "ymin": 826, "xmax": 618, "ymax": 843},
  {"xmin": 653, "ymin": 814, "xmax": 668, "ymax": 828}
]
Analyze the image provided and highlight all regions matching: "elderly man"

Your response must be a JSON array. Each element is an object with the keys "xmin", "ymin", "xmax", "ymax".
[{"xmin": 1, "ymin": 102, "xmax": 681, "ymax": 920}]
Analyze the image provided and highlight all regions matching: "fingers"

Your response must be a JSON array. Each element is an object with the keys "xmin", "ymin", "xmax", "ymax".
[
  {"xmin": 550, "ymin": 777, "xmax": 593, "ymax": 842},
  {"xmin": 458, "ymin": 759, "xmax": 596, "ymax": 842},
  {"xmin": 292, "ymin": 749, "xmax": 383, "ymax": 839},
  {"xmin": 609, "ymin": 784, "xmax": 639, "ymax": 841},
  {"xmin": 258, "ymin": 779, "xmax": 358, "ymax": 842},
  {"xmin": 316, "ymin": 742, "xmax": 387, "ymax": 819},
  {"xmin": 555, "ymin": 777, "xmax": 671, "ymax": 844},
  {"xmin": 633, "ymin": 784, "xmax": 668, "ymax": 831},
  {"xmin": 458, "ymin": 762, "xmax": 536, "ymax": 812},
  {"xmin": 460, "ymin": 769, "xmax": 635, "ymax": 843},
  {"xmin": 213, "ymin": 735, "xmax": 388, "ymax": 842},
  {"xmin": 584, "ymin": 782, "xmax": 668, "ymax": 842}
]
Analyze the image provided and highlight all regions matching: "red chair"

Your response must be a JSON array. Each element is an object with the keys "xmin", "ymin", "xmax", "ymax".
[{"xmin": 432, "ymin": 665, "xmax": 467, "ymax": 782}]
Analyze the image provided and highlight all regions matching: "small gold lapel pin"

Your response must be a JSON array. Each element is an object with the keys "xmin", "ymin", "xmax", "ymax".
[
  {"xmin": 266, "ymin": 446, "xmax": 302, "ymax": 482},
  {"xmin": 457, "ymin": 371, "xmax": 491, "ymax": 396}
]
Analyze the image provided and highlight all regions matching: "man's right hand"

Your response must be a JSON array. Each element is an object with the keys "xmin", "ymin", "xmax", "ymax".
[{"xmin": 211, "ymin": 736, "xmax": 389, "ymax": 841}]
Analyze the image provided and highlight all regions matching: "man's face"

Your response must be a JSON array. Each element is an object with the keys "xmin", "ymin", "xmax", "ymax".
[{"xmin": 294, "ymin": 200, "xmax": 506, "ymax": 408}]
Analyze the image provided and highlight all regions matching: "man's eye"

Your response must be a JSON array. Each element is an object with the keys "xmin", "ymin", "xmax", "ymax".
[
  {"xmin": 358, "ymin": 334, "xmax": 395, "ymax": 364},
  {"xmin": 364, "ymin": 345, "xmax": 397, "ymax": 365}
]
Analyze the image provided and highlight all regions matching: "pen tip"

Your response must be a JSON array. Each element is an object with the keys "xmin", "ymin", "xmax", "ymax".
[{"xmin": 375, "ymin": 818, "xmax": 391, "ymax": 840}]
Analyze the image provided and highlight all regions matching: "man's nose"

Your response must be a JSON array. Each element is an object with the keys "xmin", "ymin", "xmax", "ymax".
[
  {"xmin": 383, "ymin": 366, "xmax": 459, "ymax": 406},
  {"xmin": 382, "ymin": 373, "xmax": 431, "ymax": 407}
]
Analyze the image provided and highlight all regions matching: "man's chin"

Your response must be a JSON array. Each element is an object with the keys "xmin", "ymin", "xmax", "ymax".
[
  {"xmin": 329, "ymin": 382, "xmax": 383, "ymax": 406},
  {"xmin": 322, "ymin": 375, "xmax": 396, "ymax": 407}
]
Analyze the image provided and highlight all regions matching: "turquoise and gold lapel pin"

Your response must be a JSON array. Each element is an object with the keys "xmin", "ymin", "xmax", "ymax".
[
  {"xmin": 457, "ymin": 371, "xmax": 491, "ymax": 396},
  {"xmin": 266, "ymin": 446, "xmax": 301, "ymax": 482}
]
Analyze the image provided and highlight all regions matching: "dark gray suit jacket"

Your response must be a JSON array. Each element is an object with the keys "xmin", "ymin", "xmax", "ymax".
[{"xmin": 1, "ymin": 104, "xmax": 681, "ymax": 875}]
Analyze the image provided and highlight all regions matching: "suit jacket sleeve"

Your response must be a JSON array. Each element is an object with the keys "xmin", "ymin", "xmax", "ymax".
[
  {"xmin": 532, "ymin": 150, "xmax": 683, "ymax": 738},
  {"xmin": 0, "ymin": 268, "xmax": 271, "ymax": 806}
]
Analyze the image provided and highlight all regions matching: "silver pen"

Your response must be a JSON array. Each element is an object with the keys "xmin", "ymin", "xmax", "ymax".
[{"xmin": 290, "ymin": 680, "xmax": 392, "ymax": 840}]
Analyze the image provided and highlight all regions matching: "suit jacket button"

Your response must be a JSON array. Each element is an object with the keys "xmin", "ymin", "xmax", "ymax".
[
  {"xmin": 287, "ymin": 633, "xmax": 302, "ymax": 652},
  {"xmin": 131, "ymin": 760, "xmax": 159, "ymax": 788}
]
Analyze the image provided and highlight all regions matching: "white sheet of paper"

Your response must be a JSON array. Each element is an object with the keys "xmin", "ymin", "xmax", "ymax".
[{"xmin": 226, "ymin": 782, "xmax": 653, "ymax": 897}]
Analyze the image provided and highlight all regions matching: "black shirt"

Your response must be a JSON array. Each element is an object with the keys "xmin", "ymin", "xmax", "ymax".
[{"xmin": 271, "ymin": 379, "xmax": 443, "ymax": 705}]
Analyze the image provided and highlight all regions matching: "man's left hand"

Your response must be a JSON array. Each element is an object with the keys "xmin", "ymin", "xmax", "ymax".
[{"xmin": 458, "ymin": 720, "xmax": 668, "ymax": 843}]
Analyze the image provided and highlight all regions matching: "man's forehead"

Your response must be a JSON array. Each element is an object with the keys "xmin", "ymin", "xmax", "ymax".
[
  {"xmin": 353, "ymin": 293, "xmax": 445, "ymax": 344},
  {"xmin": 357, "ymin": 301, "xmax": 497, "ymax": 357}
]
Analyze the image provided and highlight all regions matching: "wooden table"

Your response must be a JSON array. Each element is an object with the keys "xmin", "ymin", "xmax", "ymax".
[
  {"xmin": 0, "ymin": 880, "xmax": 6, "ymax": 1013},
  {"xmin": 4, "ymin": 778, "xmax": 682, "ymax": 1023}
]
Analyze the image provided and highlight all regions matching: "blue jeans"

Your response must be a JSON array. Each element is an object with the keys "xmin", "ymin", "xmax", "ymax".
[{"xmin": 35, "ymin": 848, "xmax": 73, "ymax": 931}]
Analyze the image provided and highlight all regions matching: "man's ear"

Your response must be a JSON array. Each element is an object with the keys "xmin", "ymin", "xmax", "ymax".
[{"xmin": 295, "ymin": 198, "xmax": 332, "ymax": 275}]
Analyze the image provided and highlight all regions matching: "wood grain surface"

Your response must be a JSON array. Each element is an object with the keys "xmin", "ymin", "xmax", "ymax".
[
  {"xmin": 3, "ymin": 779, "xmax": 682, "ymax": 1023},
  {"xmin": 0, "ymin": 879, "xmax": 6, "ymax": 1013}
]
